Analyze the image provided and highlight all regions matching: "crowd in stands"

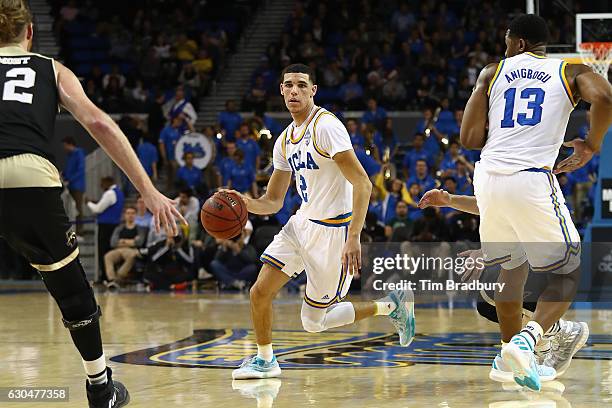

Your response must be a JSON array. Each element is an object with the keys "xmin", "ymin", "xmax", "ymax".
[
  {"xmin": 244, "ymin": 0, "xmax": 584, "ymax": 112},
  {"xmin": 51, "ymin": 0, "xmax": 261, "ymax": 113}
]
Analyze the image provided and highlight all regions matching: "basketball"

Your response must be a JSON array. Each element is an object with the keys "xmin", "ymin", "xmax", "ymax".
[{"xmin": 200, "ymin": 191, "xmax": 248, "ymax": 239}]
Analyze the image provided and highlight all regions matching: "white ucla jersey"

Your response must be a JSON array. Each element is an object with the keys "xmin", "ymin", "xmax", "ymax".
[
  {"xmin": 480, "ymin": 52, "xmax": 576, "ymax": 174},
  {"xmin": 272, "ymin": 106, "xmax": 353, "ymax": 220}
]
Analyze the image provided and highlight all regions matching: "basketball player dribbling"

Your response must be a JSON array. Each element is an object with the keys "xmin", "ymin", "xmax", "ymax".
[
  {"xmin": 461, "ymin": 14, "xmax": 612, "ymax": 390},
  {"xmin": 227, "ymin": 64, "xmax": 415, "ymax": 380},
  {"xmin": 0, "ymin": 1, "xmax": 186, "ymax": 406}
]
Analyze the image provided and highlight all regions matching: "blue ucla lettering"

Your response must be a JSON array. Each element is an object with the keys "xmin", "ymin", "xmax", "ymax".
[
  {"xmin": 306, "ymin": 152, "xmax": 319, "ymax": 169},
  {"xmin": 289, "ymin": 151, "xmax": 319, "ymax": 171}
]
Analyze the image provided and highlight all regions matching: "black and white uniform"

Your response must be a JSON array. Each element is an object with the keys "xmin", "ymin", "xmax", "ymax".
[{"xmin": 0, "ymin": 45, "xmax": 77, "ymax": 272}]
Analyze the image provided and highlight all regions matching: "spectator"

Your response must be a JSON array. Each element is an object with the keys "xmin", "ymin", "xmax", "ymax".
[
  {"xmin": 175, "ymin": 33, "xmax": 199, "ymax": 62},
  {"xmin": 385, "ymin": 200, "xmax": 413, "ymax": 242},
  {"xmin": 455, "ymin": 161, "xmax": 474, "ymax": 195},
  {"xmin": 103, "ymin": 76, "xmax": 126, "ymax": 113},
  {"xmin": 236, "ymin": 123, "xmax": 261, "ymax": 172},
  {"xmin": 415, "ymin": 108, "xmax": 444, "ymax": 157},
  {"xmin": 411, "ymin": 207, "xmax": 449, "ymax": 242},
  {"xmin": 391, "ymin": 2, "xmax": 416, "ymax": 33},
  {"xmin": 218, "ymin": 100, "xmax": 243, "ymax": 139},
  {"xmin": 62, "ymin": 137, "xmax": 85, "ymax": 237},
  {"xmin": 379, "ymin": 117, "xmax": 398, "ymax": 159},
  {"xmin": 85, "ymin": 79, "xmax": 103, "ymax": 107},
  {"xmin": 209, "ymin": 233, "xmax": 259, "ymax": 291},
  {"xmin": 439, "ymin": 177, "xmax": 461, "ymax": 220},
  {"xmin": 137, "ymin": 137, "xmax": 159, "ymax": 181},
  {"xmin": 338, "ymin": 72, "xmax": 364, "ymax": 109},
  {"xmin": 354, "ymin": 144, "xmax": 381, "ymax": 179},
  {"xmin": 193, "ymin": 49, "xmax": 214, "ymax": 76},
  {"xmin": 144, "ymin": 228, "xmax": 194, "ymax": 291},
  {"xmin": 402, "ymin": 133, "xmax": 434, "ymax": 178},
  {"xmin": 165, "ymin": 86, "xmax": 197, "ymax": 127},
  {"xmin": 103, "ymin": 206, "xmax": 147, "ymax": 289},
  {"xmin": 407, "ymin": 159, "xmax": 436, "ymax": 200},
  {"xmin": 361, "ymin": 98, "xmax": 387, "ymax": 131},
  {"xmin": 217, "ymin": 141, "xmax": 237, "ymax": 186},
  {"xmin": 102, "ymin": 64, "xmax": 126, "ymax": 89},
  {"xmin": 322, "ymin": 60, "xmax": 344, "ymax": 87},
  {"xmin": 175, "ymin": 188, "xmax": 200, "ymax": 228},
  {"xmin": 347, "ymin": 119, "xmax": 364, "ymax": 147},
  {"xmin": 382, "ymin": 70, "xmax": 407, "ymax": 109},
  {"xmin": 87, "ymin": 177, "xmax": 125, "ymax": 283},
  {"xmin": 228, "ymin": 149, "xmax": 257, "ymax": 197},
  {"xmin": 368, "ymin": 186, "xmax": 384, "ymax": 225},
  {"xmin": 176, "ymin": 152, "xmax": 202, "ymax": 191},
  {"xmin": 243, "ymin": 75, "xmax": 267, "ymax": 113},
  {"xmin": 159, "ymin": 115, "xmax": 184, "ymax": 192},
  {"xmin": 135, "ymin": 196, "xmax": 152, "ymax": 228},
  {"xmin": 178, "ymin": 63, "xmax": 202, "ymax": 95}
]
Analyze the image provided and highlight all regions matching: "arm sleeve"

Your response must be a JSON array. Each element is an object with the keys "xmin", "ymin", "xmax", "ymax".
[
  {"xmin": 87, "ymin": 189, "xmax": 117, "ymax": 214},
  {"xmin": 110, "ymin": 226, "xmax": 122, "ymax": 248},
  {"xmin": 272, "ymin": 132, "xmax": 291, "ymax": 171},
  {"xmin": 315, "ymin": 115, "xmax": 353, "ymax": 158},
  {"xmin": 134, "ymin": 227, "xmax": 147, "ymax": 248}
]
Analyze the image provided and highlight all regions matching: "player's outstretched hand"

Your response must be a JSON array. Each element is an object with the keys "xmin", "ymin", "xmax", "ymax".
[
  {"xmin": 418, "ymin": 189, "xmax": 451, "ymax": 209},
  {"xmin": 342, "ymin": 236, "xmax": 361, "ymax": 276},
  {"xmin": 554, "ymin": 138, "xmax": 594, "ymax": 174},
  {"xmin": 142, "ymin": 189, "xmax": 187, "ymax": 236}
]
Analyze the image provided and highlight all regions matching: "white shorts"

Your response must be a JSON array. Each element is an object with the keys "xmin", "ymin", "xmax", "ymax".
[
  {"xmin": 260, "ymin": 211, "xmax": 352, "ymax": 308},
  {"xmin": 473, "ymin": 164, "xmax": 581, "ymax": 274}
]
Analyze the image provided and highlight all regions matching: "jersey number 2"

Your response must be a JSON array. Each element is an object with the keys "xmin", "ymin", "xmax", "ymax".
[
  {"xmin": 2, "ymin": 68, "xmax": 36, "ymax": 104},
  {"xmin": 298, "ymin": 175, "xmax": 308, "ymax": 203},
  {"xmin": 501, "ymin": 87, "xmax": 545, "ymax": 128}
]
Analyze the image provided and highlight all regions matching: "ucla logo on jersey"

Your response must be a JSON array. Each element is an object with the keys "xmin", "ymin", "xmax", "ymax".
[
  {"xmin": 111, "ymin": 329, "xmax": 612, "ymax": 369},
  {"xmin": 288, "ymin": 150, "xmax": 319, "ymax": 173},
  {"xmin": 304, "ymin": 130, "xmax": 312, "ymax": 146}
]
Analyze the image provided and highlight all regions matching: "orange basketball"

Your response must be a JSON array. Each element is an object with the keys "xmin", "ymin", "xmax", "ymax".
[{"xmin": 200, "ymin": 191, "xmax": 248, "ymax": 239}]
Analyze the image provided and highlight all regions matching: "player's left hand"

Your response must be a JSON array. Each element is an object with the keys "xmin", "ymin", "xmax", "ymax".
[
  {"xmin": 418, "ymin": 189, "xmax": 450, "ymax": 209},
  {"xmin": 553, "ymin": 138, "xmax": 594, "ymax": 174},
  {"xmin": 342, "ymin": 235, "xmax": 361, "ymax": 275}
]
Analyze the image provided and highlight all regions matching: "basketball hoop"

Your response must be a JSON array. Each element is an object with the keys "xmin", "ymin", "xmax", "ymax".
[{"xmin": 578, "ymin": 42, "xmax": 612, "ymax": 78}]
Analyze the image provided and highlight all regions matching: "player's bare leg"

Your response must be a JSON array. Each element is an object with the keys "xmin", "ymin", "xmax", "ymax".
[{"xmin": 495, "ymin": 261, "xmax": 529, "ymax": 342}]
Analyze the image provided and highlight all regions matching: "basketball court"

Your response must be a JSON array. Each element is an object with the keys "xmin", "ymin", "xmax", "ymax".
[{"xmin": 1, "ymin": 291, "xmax": 611, "ymax": 407}]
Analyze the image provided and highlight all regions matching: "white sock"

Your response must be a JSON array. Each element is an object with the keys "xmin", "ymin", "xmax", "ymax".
[
  {"xmin": 374, "ymin": 299, "xmax": 397, "ymax": 316},
  {"xmin": 257, "ymin": 344, "xmax": 273, "ymax": 362},
  {"xmin": 519, "ymin": 321, "xmax": 543, "ymax": 351},
  {"xmin": 83, "ymin": 354, "xmax": 107, "ymax": 385}
]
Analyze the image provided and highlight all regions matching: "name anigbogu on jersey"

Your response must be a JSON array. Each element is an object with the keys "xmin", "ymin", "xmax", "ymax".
[{"xmin": 273, "ymin": 107, "xmax": 353, "ymax": 221}]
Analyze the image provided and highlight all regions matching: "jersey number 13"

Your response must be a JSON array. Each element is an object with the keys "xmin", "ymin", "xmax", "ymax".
[
  {"xmin": 501, "ymin": 87, "xmax": 545, "ymax": 128},
  {"xmin": 2, "ymin": 67, "xmax": 36, "ymax": 104}
]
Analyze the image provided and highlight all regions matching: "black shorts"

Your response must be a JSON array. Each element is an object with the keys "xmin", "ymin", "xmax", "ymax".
[{"xmin": 0, "ymin": 187, "xmax": 78, "ymax": 271}]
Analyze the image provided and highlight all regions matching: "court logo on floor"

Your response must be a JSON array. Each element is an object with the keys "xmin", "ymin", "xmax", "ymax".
[{"xmin": 110, "ymin": 329, "xmax": 612, "ymax": 369}]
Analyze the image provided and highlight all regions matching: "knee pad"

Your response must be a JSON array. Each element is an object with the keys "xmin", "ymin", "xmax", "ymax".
[
  {"xmin": 301, "ymin": 315, "xmax": 325, "ymax": 333},
  {"xmin": 40, "ymin": 259, "xmax": 101, "ymax": 329}
]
